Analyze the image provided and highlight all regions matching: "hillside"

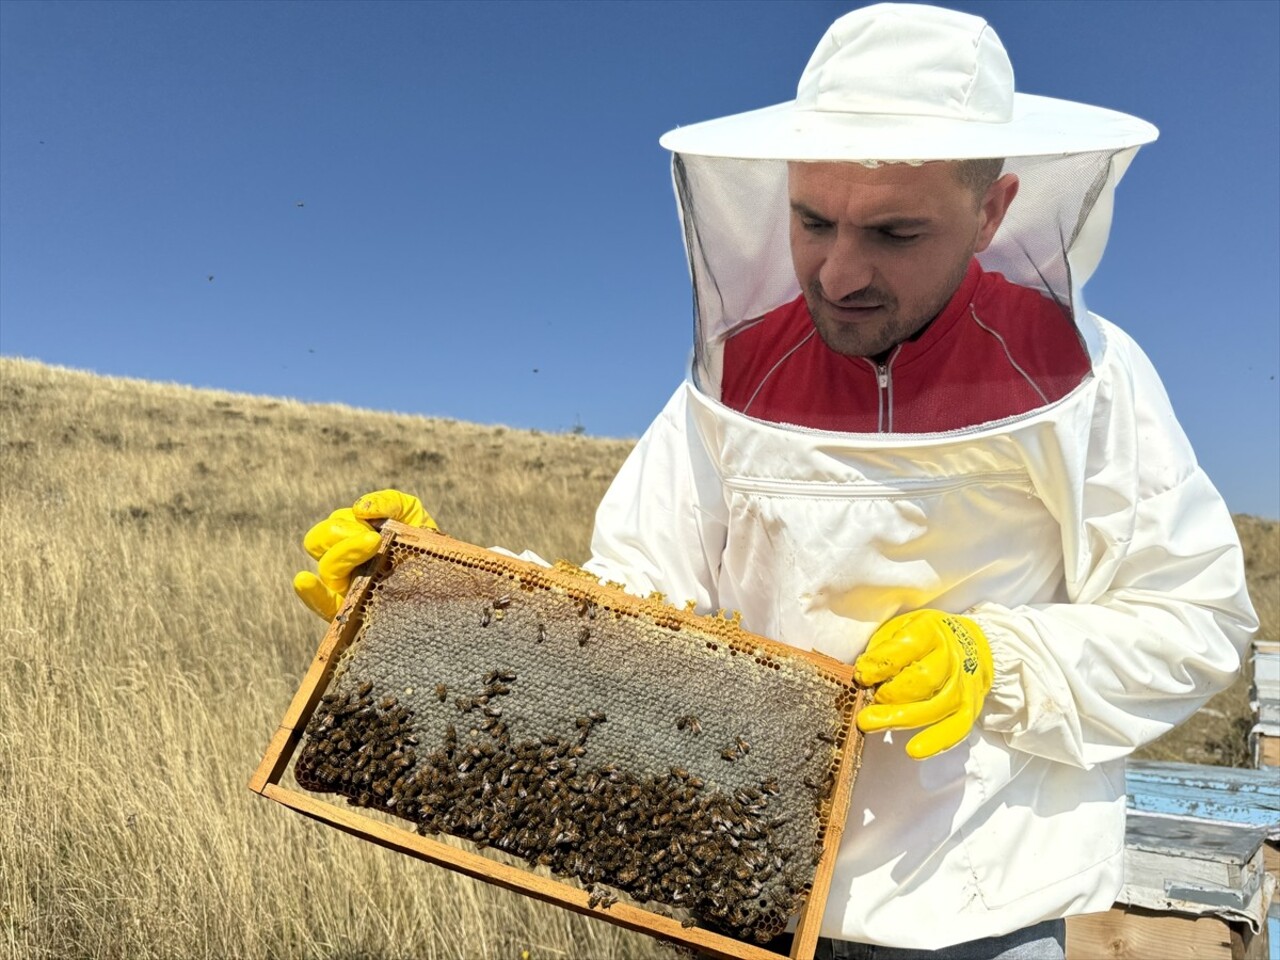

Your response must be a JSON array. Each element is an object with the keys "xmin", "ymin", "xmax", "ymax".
[{"xmin": 1, "ymin": 356, "xmax": 1275, "ymax": 959}]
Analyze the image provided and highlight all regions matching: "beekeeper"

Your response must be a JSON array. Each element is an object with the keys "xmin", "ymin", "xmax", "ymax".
[{"xmin": 293, "ymin": 4, "xmax": 1257, "ymax": 956}]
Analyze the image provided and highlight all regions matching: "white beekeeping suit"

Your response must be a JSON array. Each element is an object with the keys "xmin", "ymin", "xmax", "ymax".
[{"xmin": 584, "ymin": 3, "xmax": 1257, "ymax": 949}]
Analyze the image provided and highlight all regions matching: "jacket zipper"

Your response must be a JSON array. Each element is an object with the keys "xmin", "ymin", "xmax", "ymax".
[{"xmin": 866, "ymin": 347, "xmax": 899, "ymax": 432}]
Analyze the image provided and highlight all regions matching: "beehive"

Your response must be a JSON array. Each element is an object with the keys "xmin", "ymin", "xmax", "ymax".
[{"xmin": 252, "ymin": 522, "xmax": 866, "ymax": 960}]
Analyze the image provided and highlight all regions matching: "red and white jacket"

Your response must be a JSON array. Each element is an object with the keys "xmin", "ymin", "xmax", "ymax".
[{"xmin": 722, "ymin": 260, "xmax": 1091, "ymax": 433}]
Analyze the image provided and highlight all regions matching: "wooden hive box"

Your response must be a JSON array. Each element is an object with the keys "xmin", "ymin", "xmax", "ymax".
[
  {"xmin": 250, "ymin": 521, "xmax": 868, "ymax": 960},
  {"xmin": 1066, "ymin": 760, "xmax": 1280, "ymax": 960}
]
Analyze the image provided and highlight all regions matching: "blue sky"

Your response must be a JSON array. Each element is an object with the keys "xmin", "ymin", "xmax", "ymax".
[{"xmin": 2, "ymin": 0, "xmax": 1277, "ymax": 518}]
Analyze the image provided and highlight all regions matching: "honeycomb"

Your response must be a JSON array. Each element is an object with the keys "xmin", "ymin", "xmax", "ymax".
[{"xmin": 295, "ymin": 534, "xmax": 860, "ymax": 945}]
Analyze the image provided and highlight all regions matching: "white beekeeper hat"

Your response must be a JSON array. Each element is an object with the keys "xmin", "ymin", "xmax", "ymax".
[{"xmin": 660, "ymin": 3, "xmax": 1157, "ymax": 161}]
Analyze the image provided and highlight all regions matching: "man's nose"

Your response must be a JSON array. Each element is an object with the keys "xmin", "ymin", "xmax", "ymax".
[{"xmin": 817, "ymin": 231, "xmax": 874, "ymax": 301}]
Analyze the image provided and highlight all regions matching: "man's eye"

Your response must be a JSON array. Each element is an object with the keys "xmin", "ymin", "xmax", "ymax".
[
  {"xmin": 880, "ymin": 229, "xmax": 920, "ymax": 243},
  {"xmin": 800, "ymin": 218, "xmax": 832, "ymax": 232}
]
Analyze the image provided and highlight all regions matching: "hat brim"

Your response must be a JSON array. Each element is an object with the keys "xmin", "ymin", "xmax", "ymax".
[{"xmin": 659, "ymin": 93, "xmax": 1157, "ymax": 161}]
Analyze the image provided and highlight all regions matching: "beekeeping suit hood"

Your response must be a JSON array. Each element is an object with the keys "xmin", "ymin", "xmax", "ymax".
[{"xmin": 658, "ymin": 2, "xmax": 1158, "ymax": 404}]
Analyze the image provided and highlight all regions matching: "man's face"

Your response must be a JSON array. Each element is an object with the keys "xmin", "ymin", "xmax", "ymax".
[{"xmin": 788, "ymin": 161, "xmax": 1016, "ymax": 358}]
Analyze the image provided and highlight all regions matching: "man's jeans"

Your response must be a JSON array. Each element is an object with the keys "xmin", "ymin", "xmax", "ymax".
[{"xmin": 757, "ymin": 918, "xmax": 1066, "ymax": 960}]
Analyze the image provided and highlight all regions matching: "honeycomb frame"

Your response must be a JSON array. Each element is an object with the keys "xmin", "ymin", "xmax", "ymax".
[{"xmin": 250, "ymin": 522, "xmax": 867, "ymax": 960}]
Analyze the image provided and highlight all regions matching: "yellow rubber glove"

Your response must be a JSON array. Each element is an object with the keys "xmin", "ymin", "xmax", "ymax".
[
  {"xmin": 853, "ymin": 610, "xmax": 994, "ymax": 760},
  {"xmin": 292, "ymin": 490, "xmax": 438, "ymax": 620}
]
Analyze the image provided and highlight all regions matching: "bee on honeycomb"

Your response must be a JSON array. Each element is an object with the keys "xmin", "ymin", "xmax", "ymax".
[{"xmin": 296, "ymin": 542, "xmax": 858, "ymax": 945}]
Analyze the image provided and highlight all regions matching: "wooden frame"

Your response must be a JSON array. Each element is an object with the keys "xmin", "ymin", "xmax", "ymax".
[{"xmin": 250, "ymin": 522, "xmax": 868, "ymax": 960}]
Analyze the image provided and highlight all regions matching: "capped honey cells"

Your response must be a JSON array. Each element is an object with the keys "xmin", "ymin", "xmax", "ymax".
[{"xmin": 295, "ymin": 540, "xmax": 859, "ymax": 945}]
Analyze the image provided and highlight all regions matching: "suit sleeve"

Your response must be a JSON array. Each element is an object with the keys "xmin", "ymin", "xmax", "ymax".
[
  {"xmin": 583, "ymin": 384, "xmax": 729, "ymax": 612},
  {"xmin": 971, "ymin": 325, "xmax": 1257, "ymax": 768}
]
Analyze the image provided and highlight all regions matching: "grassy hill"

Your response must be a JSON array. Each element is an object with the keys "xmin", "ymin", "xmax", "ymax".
[{"xmin": 1, "ymin": 356, "xmax": 1274, "ymax": 959}]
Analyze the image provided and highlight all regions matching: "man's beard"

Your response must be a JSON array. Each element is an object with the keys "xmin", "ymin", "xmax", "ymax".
[{"xmin": 803, "ymin": 256, "xmax": 971, "ymax": 359}]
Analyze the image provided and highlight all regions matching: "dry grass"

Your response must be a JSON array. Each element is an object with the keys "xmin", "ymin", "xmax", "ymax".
[
  {"xmin": 0, "ymin": 357, "xmax": 650, "ymax": 960},
  {"xmin": 1, "ymin": 356, "xmax": 1275, "ymax": 958}
]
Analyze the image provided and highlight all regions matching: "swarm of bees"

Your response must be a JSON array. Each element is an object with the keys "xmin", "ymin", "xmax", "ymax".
[{"xmin": 295, "ymin": 545, "xmax": 855, "ymax": 945}]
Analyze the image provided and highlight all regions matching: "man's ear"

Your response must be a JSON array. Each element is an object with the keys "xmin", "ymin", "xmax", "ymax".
[{"xmin": 975, "ymin": 174, "xmax": 1019, "ymax": 253}]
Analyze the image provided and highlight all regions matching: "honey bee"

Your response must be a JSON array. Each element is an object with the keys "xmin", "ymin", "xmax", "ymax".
[
  {"xmin": 675, "ymin": 714, "xmax": 702, "ymax": 735},
  {"xmin": 577, "ymin": 626, "xmax": 591, "ymax": 646},
  {"xmin": 536, "ymin": 622, "xmax": 547, "ymax": 643},
  {"xmin": 492, "ymin": 593, "xmax": 512, "ymax": 610},
  {"xmin": 480, "ymin": 606, "xmax": 492, "ymax": 627},
  {"xmin": 435, "ymin": 683, "xmax": 448, "ymax": 702}
]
